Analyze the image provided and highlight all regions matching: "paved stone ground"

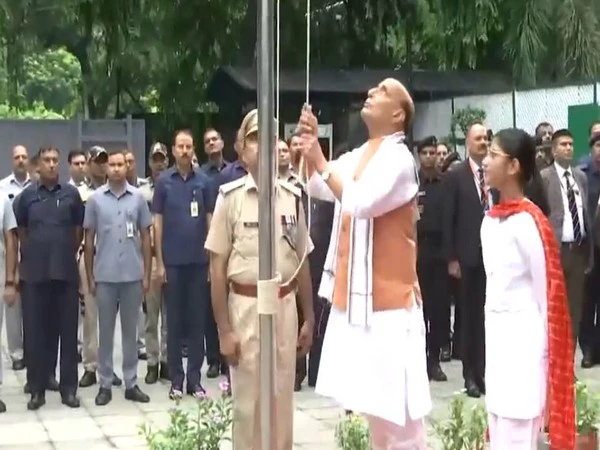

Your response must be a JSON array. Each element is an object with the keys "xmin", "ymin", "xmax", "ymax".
[{"xmin": 1, "ymin": 326, "xmax": 600, "ymax": 449}]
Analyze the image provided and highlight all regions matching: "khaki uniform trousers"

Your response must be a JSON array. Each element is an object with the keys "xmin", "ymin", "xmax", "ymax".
[
  {"xmin": 78, "ymin": 255, "xmax": 97, "ymax": 371},
  {"xmin": 229, "ymin": 290, "xmax": 298, "ymax": 450},
  {"xmin": 144, "ymin": 257, "xmax": 167, "ymax": 365}
]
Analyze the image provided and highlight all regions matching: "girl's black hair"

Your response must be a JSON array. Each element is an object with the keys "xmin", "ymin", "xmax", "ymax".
[{"xmin": 494, "ymin": 128, "xmax": 550, "ymax": 215}]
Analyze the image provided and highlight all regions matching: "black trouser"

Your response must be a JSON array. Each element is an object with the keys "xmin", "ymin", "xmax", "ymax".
[
  {"xmin": 580, "ymin": 252, "xmax": 600, "ymax": 353},
  {"xmin": 165, "ymin": 264, "xmax": 209, "ymax": 389},
  {"xmin": 296, "ymin": 301, "xmax": 307, "ymax": 384},
  {"xmin": 308, "ymin": 297, "xmax": 330, "ymax": 386},
  {"xmin": 459, "ymin": 264, "xmax": 486, "ymax": 385},
  {"xmin": 417, "ymin": 258, "xmax": 450, "ymax": 365},
  {"xmin": 25, "ymin": 281, "xmax": 78, "ymax": 395},
  {"xmin": 205, "ymin": 282, "xmax": 223, "ymax": 368}
]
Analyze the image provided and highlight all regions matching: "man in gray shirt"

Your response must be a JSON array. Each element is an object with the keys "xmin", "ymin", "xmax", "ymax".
[{"xmin": 83, "ymin": 149, "xmax": 152, "ymax": 406}]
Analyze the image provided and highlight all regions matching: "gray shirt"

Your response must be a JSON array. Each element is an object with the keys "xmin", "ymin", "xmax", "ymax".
[{"xmin": 83, "ymin": 182, "xmax": 152, "ymax": 283}]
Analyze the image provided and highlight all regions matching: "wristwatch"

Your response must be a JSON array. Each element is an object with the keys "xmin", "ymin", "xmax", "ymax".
[{"xmin": 320, "ymin": 170, "xmax": 331, "ymax": 182}]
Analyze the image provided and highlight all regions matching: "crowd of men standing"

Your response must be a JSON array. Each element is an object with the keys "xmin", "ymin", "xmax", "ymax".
[
  {"xmin": 0, "ymin": 125, "xmax": 331, "ymax": 414},
  {"xmin": 415, "ymin": 118, "xmax": 600, "ymax": 399}
]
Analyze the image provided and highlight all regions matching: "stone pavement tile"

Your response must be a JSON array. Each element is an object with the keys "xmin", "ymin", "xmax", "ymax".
[
  {"xmin": 144, "ymin": 410, "xmax": 171, "ymax": 428},
  {"xmin": 84, "ymin": 396, "xmax": 142, "ymax": 417},
  {"xmin": 109, "ymin": 434, "xmax": 147, "ymax": 449},
  {"xmin": 0, "ymin": 410, "xmax": 37, "ymax": 425},
  {"xmin": 96, "ymin": 414, "xmax": 145, "ymax": 437},
  {"xmin": 54, "ymin": 440, "xmax": 115, "ymax": 450},
  {"xmin": 0, "ymin": 445, "xmax": 54, "ymax": 450},
  {"xmin": 44, "ymin": 416, "xmax": 104, "ymax": 442},
  {"xmin": 37, "ymin": 405, "xmax": 92, "ymax": 420},
  {"xmin": 304, "ymin": 405, "xmax": 343, "ymax": 421},
  {"xmin": 0, "ymin": 422, "xmax": 48, "ymax": 446}
]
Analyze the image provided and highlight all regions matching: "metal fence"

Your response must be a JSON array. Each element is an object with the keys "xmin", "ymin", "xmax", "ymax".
[
  {"xmin": 0, "ymin": 116, "xmax": 146, "ymax": 180},
  {"xmin": 414, "ymin": 82, "xmax": 600, "ymax": 142}
]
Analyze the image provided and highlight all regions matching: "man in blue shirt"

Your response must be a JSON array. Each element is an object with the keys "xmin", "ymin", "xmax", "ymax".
[
  {"xmin": 14, "ymin": 146, "xmax": 85, "ymax": 411},
  {"xmin": 83, "ymin": 150, "xmax": 153, "ymax": 406},
  {"xmin": 199, "ymin": 128, "xmax": 229, "ymax": 379},
  {"xmin": 153, "ymin": 129, "xmax": 215, "ymax": 399}
]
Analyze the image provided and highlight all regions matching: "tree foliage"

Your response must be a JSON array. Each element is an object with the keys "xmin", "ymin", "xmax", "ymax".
[{"xmin": 0, "ymin": 0, "xmax": 599, "ymax": 119}]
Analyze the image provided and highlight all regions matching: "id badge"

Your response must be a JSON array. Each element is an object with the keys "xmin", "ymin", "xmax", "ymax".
[
  {"xmin": 190, "ymin": 201, "xmax": 199, "ymax": 217},
  {"xmin": 126, "ymin": 222, "xmax": 134, "ymax": 238}
]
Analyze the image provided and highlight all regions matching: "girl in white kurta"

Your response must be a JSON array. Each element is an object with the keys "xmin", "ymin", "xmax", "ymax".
[{"xmin": 481, "ymin": 128, "xmax": 575, "ymax": 450}]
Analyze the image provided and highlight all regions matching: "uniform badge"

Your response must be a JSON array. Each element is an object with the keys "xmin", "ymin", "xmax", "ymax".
[{"xmin": 281, "ymin": 215, "xmax": 297, "ymax": 250}]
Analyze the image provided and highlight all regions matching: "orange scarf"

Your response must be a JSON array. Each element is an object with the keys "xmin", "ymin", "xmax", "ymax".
[{"xmin": 488, "ymin": 199, "xmax": 575, "ymax": 450}]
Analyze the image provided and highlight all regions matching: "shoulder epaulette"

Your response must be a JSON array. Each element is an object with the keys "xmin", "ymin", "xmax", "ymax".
[
  {"xmin": 219, "ymin": 177, "xmax": 245, "ymax": 196},
  {"xmin": 279, "ymin": 179, "xmax": 301, "ymax": 197}
]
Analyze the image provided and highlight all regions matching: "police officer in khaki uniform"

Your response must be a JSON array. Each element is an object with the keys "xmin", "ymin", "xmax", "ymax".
[
  {"xmin": 205, "ymin": 109, "xmax": 315, "ymax": 450},
  {"xmin": 139, "ymin": 143, "xmax": 170, "ymax": 383}
]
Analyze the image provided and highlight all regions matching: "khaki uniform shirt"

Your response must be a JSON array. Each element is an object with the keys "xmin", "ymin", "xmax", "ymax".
[{"xmin": 205, "ymin": 175, "xmax": 313, "ymax": 283}]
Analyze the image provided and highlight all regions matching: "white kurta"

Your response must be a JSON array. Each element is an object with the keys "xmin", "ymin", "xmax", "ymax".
[
  {"xmin": 311, "ymin": 135, "xmax": 431, "ymax": 427},
  {"xmin": 481, "ymin": 211, "xmax": 548, "ymax": 419}
]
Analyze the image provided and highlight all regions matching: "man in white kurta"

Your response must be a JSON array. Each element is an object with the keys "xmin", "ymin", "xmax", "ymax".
[{"xmin": 297, "ymin": 78, "xmax": 431, "ymax": 450}]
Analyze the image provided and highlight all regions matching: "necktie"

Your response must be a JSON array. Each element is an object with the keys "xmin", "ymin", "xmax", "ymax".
[
  {"xmin": 564, "ymin": 171, "xmax": 582, "ymax": 244},
  {"xmin": 477, "ymin": 168, "xmax": 488, "ymax": 211}
]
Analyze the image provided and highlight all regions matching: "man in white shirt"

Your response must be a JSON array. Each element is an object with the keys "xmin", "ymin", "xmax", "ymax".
[
  {"xmin": 540, "ymin": 128, "xmax": 591, "ymax": 346},
  {"xmin": 0, "ymin": 145, "xmax": 31, "ymax": 371}
]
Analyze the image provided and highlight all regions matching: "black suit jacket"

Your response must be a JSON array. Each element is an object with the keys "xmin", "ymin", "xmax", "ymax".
[
  {"xmin": 442, "ymin": 160, "xmax": 486, "ymax": 268},
  {"xmin": 309, "ymin": 199, "xmax": 335, "ymax": 288}
]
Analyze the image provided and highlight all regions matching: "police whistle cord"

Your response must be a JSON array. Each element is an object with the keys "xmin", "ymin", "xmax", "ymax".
[{"xmin": 279, "ymin": 0, "xmax": 312, "ymax": 289}]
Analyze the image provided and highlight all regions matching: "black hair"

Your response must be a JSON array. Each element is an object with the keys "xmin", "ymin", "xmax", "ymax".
[
  {"xmin": 441, "ymin": 152, "xmax": 461, "ymax": 172},
  {"xmin": 535, "ymin": 122, "xmax": 553, "ymax": 135},
  {"xmin": 551, "ymin": 128, "xmax": 573, "ymax": 144},
  {"xmin": 173, "ymin": 129, "xmax": 194, "ymax": 144},
  {"xmin": 67, "ymin": 149, "xmax": 86, "ymax": 164},
  {"xmin": 416, "ymin": 136, "xmax": 437, "ymax": 153},
  {"xmin": 494, "ymin": 128, "xmax": 550, "ymax": 215},
  {"xmin": 37, "ymin": 146, "xmax": 60, "ymax": 158},
  {"xmin": 589, "ymin": 120, "xmax": 600, "ymax": 134}
]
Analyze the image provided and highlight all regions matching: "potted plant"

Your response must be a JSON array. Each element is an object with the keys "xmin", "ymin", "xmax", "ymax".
[
  {"xmin": 431, "ymin": 394, "xmax": 487, "ymax": 450},
  {"xmin": 140, "ymin": 379, "xmax": 233, "ymax": 450},
  {"xmin": 538, "ymin": 380, "xmax": 600, "ymax": 450},
  {"xmin": 335, "ymin": 413, "xmax": 371, "ymax": 450}
]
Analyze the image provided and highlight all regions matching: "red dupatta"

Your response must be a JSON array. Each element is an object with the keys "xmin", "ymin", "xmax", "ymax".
[{"xmin": 488, "ymin": 199, "xmax": 575, "ymax": 450}]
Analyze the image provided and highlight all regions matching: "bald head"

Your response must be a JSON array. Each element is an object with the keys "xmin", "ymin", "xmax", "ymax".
[
  {"xmin": 12, "ymin": 145, "xmax": 29, "ymax": 177},
  {"xmin": 466, "ymin": 123, "xmax": 488, "ymax": 161},
  {"xmin": 361, "ymin": 78, "xmax": 414, "ymax": 137}
]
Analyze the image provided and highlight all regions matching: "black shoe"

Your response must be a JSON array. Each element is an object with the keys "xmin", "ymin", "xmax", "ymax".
[
  {"xmin": 478, "ymin": 378, "xmax": 486, "ymax": 395},
  {"xmin": 47, "ymin": 377, "xmax": 59, "ymax": 392},
  {"xmin": 220, "ymin": 363, "xmax": 228, "ymax": 375},
  {"xmin": 440, "ymin": 346, "xmax": 452, "ymax": 362},
  {"xmin": 79, "ymin": 371, "xmax": 96, "ymax": 388},
  {"xmin": 112, "ymin": 372, "xmax": 122, "ymax": 387},
  {"xmin": 159, "ymin": 363, "xmax": 170, "ymax": 381},
  {"xmin": 428, "ymin": 364, "xmax": 448, "ymax": 382},
  {"xmin": 138, "ymin": 351, "xmax": 148, "ymax": 361},
  {"xmin": 23, "ymin": 383, "xmax": 30, "ymax": 394},
  {"xmin": 61, "ymin": 392, "xmax": 80, "ymax": 408},
  {"xmin": 27, "ymin": 393, "xmax": 45, "ymax": 411},
  {"xmin": 145, "ymin": 365, "xmax": 159, "ymax": 384},
  {"xmin": 582, "ymin": 349, "xmax": 595, "ymax": 369},
  {"xmin": 0, "ymin": 399, "xmax": 5, "ymax": 413},
  {"xmin": 465, "ymin": 379, "xmax": 481, "ymax": 398},
  {"xmin": 294, "ymin": 378, "xmax": 302, "ymax": 392},
  {"xmin": 206, "ymin": 363, "xmax": 220, "ymax": 379},
  {"xmin": 95, "ymin": 388, "xmax": 112, "ymax": 406},
  {"xmin": 12, "ymin": 359, "xmax": 25, "ymax": 371},
  {"xmin": 125, "ymin": 385, "xmax": 150, "ymax": 403}
]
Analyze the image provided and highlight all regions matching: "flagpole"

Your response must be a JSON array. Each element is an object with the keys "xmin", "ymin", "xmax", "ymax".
[{"xmin": 257, "ymin": 0, "xmax": 276, "ymax": 447}]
